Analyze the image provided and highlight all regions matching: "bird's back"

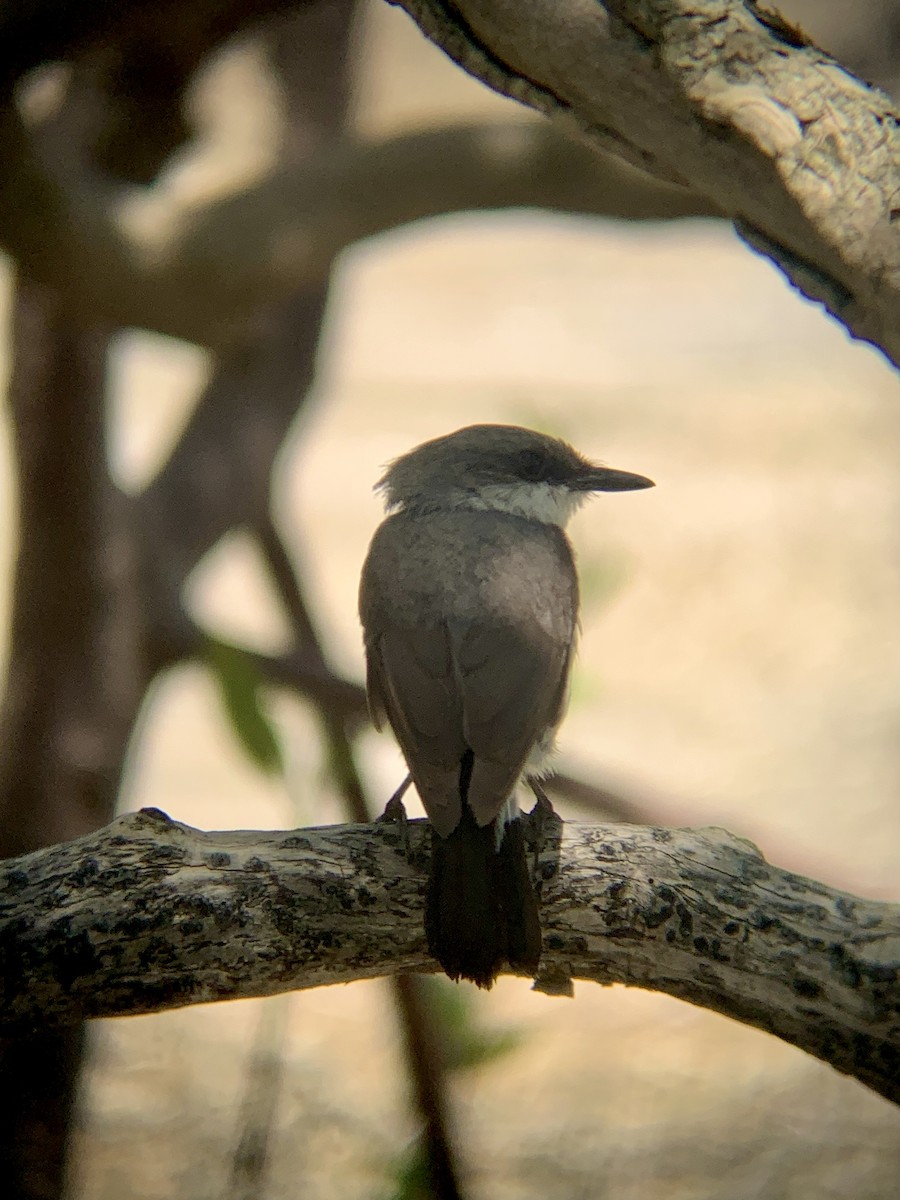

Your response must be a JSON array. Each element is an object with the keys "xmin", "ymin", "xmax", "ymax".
[{"xmin": 360, "ymin": 507, "xmax": 578, "ymax": 834}]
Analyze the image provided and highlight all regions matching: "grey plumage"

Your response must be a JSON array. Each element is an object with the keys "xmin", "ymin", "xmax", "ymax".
[
  {"xmin": 359, "ymin": 424, "xmax": 653, "ymax": 986},
  {"xmin": 361, "ymin": 508, "xmax": 576, "ymax": 835}
]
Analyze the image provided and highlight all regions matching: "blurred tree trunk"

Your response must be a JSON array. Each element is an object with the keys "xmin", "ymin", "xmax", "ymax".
[
  {"xmin": 0, "ymin": 277, "xmax": 146, "ymax": 1198},
  {"xmin": 0, "ymin": 6, "xmax": 361, "ymax": 1196}
]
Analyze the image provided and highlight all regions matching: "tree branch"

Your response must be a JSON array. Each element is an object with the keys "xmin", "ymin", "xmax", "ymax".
[
  {"xmin": 2, "ymin": 808, "xmax": 898, "ymax": 1104},
  {"xmin": 389, "ymin": 0, "xmax": 900, "ymax": 365},
  {"xmin": 4, "ymin": 4, "xmax": 897, "ymax": 355},
  {"xmin": 3, "ymin": 108, "xmax": 719, "ymax": 345}
]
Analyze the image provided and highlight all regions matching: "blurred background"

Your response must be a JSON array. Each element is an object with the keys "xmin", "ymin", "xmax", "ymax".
[{"xmin": 2, "ymin": 1, "xmax": 900, "ymax": 1197}]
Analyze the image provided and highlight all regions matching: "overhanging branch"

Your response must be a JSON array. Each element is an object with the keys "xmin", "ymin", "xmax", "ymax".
[
  {"xmin": 389, "ymin": 0, "xmax": 900, "ymax": 365},
  {"xmin": 1, "ymin": 808, "xmax": 898, "ymax": 1104}
]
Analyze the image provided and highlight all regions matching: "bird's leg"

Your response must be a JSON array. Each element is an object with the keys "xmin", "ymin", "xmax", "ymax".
[
  {"xmin": 379, "ymin": 772, "xmax": 413, "ymax": 820},
  {"xmin": 378, "ymin": 773, "xmax": 413, "ymax": 852},
  {"xmin": 527, "ymin": 775, "xmax": 555, "ymax": 814},
  {"xmin": 524, "ymin": 775, "xmax": 574, "ymax": 996},
  {"xmin": 526, "ymin": 776, "xmax": 558, "ymax": 877}
]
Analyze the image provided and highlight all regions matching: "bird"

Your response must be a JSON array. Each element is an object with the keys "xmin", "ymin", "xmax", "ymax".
[{"xmin": 359, "ymin": 424, "xmax": 653, "ymax": 987}]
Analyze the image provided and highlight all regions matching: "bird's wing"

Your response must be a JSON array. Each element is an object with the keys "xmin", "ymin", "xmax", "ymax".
[
  {"xmin": 453, "ymin": 618, "xmax": 573, "ymax": 827},
  {"xmin": 361, "ymin": 511, "xmax": 577, "ymax": 835},
  {"xmin": 365, "ymin": 623, "xmax": 466, "ymax": 836}
]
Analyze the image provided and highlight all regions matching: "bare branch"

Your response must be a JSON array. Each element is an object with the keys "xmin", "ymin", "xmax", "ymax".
[
  {"xmin": 4, "ymin": 4, "xmax": 897, "ymax": 353},
  {"xmin": 389, "ymin": 0, "xmax": 900, "ymax": 365},
  {"xmin": 2, "ymin": 110, "xmax": 718, "ymax": 345},
  {"xmin": 543, "ymin": 765, "xmax": 658, "ymax": 825},
  {"xmin": 2, "ymin": 808, "xmax": 898, "ymax": 1104}
]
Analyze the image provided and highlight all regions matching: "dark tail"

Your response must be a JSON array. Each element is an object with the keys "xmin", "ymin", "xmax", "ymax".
[{"xmin": 425, "ymin": 754, "xmax": 542, "ymax": 988}]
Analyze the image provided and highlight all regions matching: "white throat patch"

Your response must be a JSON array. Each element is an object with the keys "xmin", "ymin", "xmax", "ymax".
[{"xmin": 456, "ymin": 482, "xmax": 585, "ymax": 527}]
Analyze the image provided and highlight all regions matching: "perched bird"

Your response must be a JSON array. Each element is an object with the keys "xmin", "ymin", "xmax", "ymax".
[{"xmin": 359, "ymin": 424, "xmax": 653, "ymax": 986}]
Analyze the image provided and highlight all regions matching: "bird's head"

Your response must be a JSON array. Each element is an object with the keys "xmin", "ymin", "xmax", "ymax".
[{"xmin": 376, "ymin": 424, "xmax": 654, "ymax": 526}]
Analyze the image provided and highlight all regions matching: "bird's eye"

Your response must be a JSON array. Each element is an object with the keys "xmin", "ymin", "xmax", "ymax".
[{"xmin": 516, "ymin": 448, "xmax": 548, "ymax": 482}]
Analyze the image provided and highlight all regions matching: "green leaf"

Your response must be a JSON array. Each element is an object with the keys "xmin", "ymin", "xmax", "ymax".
[
  {"xmin": 420, "ymin": 976, "xmax": 523, "ymax": 1073},
  {"xmin": 205, "ymin": 637, "xmax": 283, "ymax": 776},
  {"xmin": 387, "ymin": 1140, "xmax": 432, "ymax": 1200}
]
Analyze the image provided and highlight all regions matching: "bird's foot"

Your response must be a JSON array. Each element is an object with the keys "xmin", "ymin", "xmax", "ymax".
[
  {"xmin": 527, "ymin": 775, "xmax": 556, "ymax": 818},
  {"xmin": 525, "ymin": 775, "xmax": 561, "ymax": 879},
  {"xmin": 377, "ymin": 774, "xmax": 413, "ymax": 852}
]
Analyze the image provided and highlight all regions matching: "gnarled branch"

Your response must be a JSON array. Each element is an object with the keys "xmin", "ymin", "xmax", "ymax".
[
  {"xmin": 1, "ymin": 808, "xmax": 898, "ymax": 1104},
  {"xmin": 389, "ymin": 0, "xmax": 900, "ymax": 365}
]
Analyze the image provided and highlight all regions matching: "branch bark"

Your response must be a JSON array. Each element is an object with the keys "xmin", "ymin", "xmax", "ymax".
[
  {"xmin": 3, "ymin": 3, "xmax": 897, "ymax": 355},
  {"xmin": 388, "ymin": 0, "xmax": 900, "ymax": 365},
  {"xmin": 2, "ymin": 808, "xmax": 898, "ymax": 1104}
]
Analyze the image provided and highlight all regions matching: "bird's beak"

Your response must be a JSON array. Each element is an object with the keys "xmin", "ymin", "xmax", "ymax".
[{"xmin": 573, "ymin": 466, "xmax": 655, "ymax": 492}]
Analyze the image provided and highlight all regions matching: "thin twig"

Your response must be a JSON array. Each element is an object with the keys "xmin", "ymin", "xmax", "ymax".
[
  {"xmin": 255, "ymin": 513, "xmax": 369, "ymax": 821},
  {"xmin": 226, "ymin": 997, "xmax": 291, "ymax": 1200},
  {"xmin": 254, "ymin": 511, "xmax": 467, "ymax": 1200},
  {"xmin": 392, "ymin": 975, "xmax": 465, "ymax": 1200},
  {"xmin": 180, "ymin": 616, "xmax": 670, "ymax": 827}
]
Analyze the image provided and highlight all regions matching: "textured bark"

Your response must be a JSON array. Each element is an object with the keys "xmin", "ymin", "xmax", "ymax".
[
  {"xmin": 1, "ymin": 3, "xmax": 895, "ymax": 354},
  {"xmin": 389, "ymin": 0, "xmax": 900, "ymax": 365},
  {"xmin": 2, "ymin": 808, "xmax": 898, "ymax": 1105},
  {"xmin": 0, "ymin": 4, "xmax": 894, "ymax": 1194}
]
